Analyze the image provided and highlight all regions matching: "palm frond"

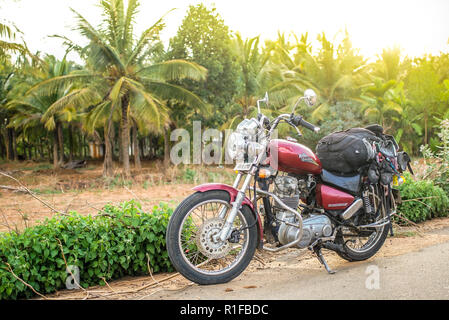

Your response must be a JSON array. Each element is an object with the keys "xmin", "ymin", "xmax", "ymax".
[
  {"xmin": 43, "ymin": 88, "xmax": 102, "ymax": 122},
  {"xmin": 26, "ymin": 72, "xmax": 98, "ymax": 95},
  {"xmin": 138, "ymin": 59, "xmax": 207, "ymax": 81},
  {"xmin": 125, "ymin": 9, "xmax": 174, "ymax": 66},
  {"xmin": 124, "ymin": 77, "xmax": 163, "ymax": 129},
  {"xmin": 142, "ymin": 79, "xmax": 207, "ymax": 112},
  {"xmin": 71, "ymin": 8, "xmax": 126, "ymax": 72}
]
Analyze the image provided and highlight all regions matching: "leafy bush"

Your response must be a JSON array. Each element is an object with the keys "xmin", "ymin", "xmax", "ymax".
[
  {"xmin": 0, "ymin": 201, "xmax": 176, "ymax": 299},
  {"xmin": 182, "ymin": 168, "xmax": 196, "ymax": 183},
  {"xmin": 397, "ymin": 173, "xmax": 449, "ymax": 223},
  {"xmin": 420, "ymin": 118, "xmax": 449, "ymax": 195}
]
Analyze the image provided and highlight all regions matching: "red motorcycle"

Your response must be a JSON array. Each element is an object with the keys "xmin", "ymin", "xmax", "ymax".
[{"xmin": 166, "ymin": 90, "xmax": 412, "ymax": 285}]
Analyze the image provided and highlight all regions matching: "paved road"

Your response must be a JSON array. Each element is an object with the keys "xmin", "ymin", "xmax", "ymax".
[{"xmin": 151, "ymin": 227, "xmax": 449, "ymax": 300}]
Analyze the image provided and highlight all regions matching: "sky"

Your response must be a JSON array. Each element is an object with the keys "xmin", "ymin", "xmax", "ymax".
[{"xmin": 1, "ymin": 0, "xmax": 449, "ymax": 63}]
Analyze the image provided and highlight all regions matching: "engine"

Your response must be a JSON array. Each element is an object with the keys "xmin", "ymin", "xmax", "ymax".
[{"xmin": 273, "ymin": 175, "xmax": 333, "ymax": 248}]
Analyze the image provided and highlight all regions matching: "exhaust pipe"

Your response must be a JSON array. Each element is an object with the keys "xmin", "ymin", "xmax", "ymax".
[{"xmin": 341, "ymin": 198, "xmax": 363, "ymax": 220}]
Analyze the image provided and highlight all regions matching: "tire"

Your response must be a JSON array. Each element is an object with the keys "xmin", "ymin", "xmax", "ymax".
[
  {"xmin": 166, "ymin": 190, "xmax": 258, "ymax": 285},
  {"xmin": 336, "ymin": 185, "xmax": 392, "ymax": 262},
  {"xmin": 336, "ymin": 224, "xmax": 389, "ymax": 261}
]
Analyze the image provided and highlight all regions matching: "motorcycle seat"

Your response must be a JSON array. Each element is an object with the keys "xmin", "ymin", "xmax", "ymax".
[{"xmin": 321, "ymin": 169, "xmax": 360, "ymax": 194}]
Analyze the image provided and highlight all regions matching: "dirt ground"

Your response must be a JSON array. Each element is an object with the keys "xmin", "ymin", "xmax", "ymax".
[{"xmin": 0, "ymin": 160, "xmax": 233, "ymax": 232}]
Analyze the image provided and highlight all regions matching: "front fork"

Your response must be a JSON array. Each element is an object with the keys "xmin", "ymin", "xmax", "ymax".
[{"xmin": 214, "ymin": 172, "xmax": 252, "ymax": 242}]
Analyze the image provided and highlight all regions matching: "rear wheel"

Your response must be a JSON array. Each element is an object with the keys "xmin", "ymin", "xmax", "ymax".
[
  {"xmin": 166, "ymin": 190, "xmax": 258, "ymax": 285},
  {"xmin": 336, "ymin": 184, "xmax": 391, "ymax": 262}
]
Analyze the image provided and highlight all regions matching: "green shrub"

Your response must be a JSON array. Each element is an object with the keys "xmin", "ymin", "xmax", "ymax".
[
  {"xmin": 0, "ymin": 201, "xmax": 176, "ymax": 299},
  {"xmin": 420, "ymin": 118, "xmax": 449, "ymax": 195},
  {"xmin": 397, "ymin": 173, "xmax": 449, "ymax": 223},
  {"xmin": 182, "ymin": 168, "xmax": 196, "ymax": 183}
]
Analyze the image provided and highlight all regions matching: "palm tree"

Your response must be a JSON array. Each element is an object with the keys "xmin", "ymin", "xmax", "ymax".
[
  {"xmin": 268, "ymin": 31, "xmax": 369, "ymax": 121},
  {"xmin": 223, "ymin": 33, "xmax": 269, "ymax": 129},
  {"xmin": 7, "ymin": 55, "xmax": 78, "ymax": 168},
  {"xmin": 360, "ymin": 79, "xmax": 403, "ymax": 129},
  {"xmin": 28, "ymin": 0, "xmax": 207, "ymax": 177},
  {"xmin": 0, "ymin": 57, "xmax": 16, "ymax": 160},
  {"xmin": 0, "ymin": 22, "xmax": 27, "ymax": 57}
]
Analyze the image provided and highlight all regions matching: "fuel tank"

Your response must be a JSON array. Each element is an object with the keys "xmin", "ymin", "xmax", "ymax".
[{"xmin": 268, "ymin": 139, "xmax": 322, "ymax": 175}]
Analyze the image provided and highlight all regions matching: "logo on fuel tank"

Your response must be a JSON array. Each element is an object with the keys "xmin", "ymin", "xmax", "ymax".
[{"xmin": 298, "ymin": 153, "xmax": 316, "ymax": 165}]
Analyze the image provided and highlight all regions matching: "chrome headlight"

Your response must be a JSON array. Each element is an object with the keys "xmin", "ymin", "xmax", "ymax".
[
  {"xmin": 236, "ymin": 118, "xmax": 259, "ymax": 136},
  {"xmin": 226, "ymin": 131, "xmax": 246, "ymax": 161},
  {"xmin": 227, "ymin": 118, "xmax": 265, "ymax": 162}
]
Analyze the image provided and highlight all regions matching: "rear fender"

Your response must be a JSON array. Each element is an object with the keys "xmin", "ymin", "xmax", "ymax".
[{"xmin": 192, "ymin": 183, "xmax": 263, "ymax": 247}]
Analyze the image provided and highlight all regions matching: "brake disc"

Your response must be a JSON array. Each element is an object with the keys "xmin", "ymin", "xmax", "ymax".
[{"xmin": 196, "ymin": 218, "xmax": 231, "ymax": 259}]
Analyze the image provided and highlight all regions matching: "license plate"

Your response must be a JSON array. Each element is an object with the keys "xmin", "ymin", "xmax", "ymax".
[{"xmin": 234, "ymin": 163, "xmax": 252, "ymax": 171}]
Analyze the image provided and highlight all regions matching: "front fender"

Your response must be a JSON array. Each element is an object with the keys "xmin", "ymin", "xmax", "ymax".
[{"xmin": 192, "ymin": 183, "xmax": 263, "ymax": 247}]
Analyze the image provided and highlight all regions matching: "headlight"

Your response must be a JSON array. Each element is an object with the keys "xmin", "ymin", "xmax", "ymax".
[
  {"xmin": 247, "ymin": 141, "xmax": 264, "ymax": 159},
  {"xmin": 227, "ymin": 118, "xmax": 265, "ymax": 162},
  {"xmin": 226, "ymin": 132, "xmax": 246, "ymax": 161},
  {"xmin": 236, "ymin": 118, "xmax": 259, "ymax": 136}
]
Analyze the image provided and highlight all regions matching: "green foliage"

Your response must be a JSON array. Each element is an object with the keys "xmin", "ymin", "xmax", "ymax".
[
  {"xmin": 182, "ymin": 167, "xmax": 196, "ymax": 183},
  {"xmin": 0, "ymin": 201, "xmax": 177, "ymax": 299},
  {"xmin": 168, "ymin": 4, "xmax": 240, "ymax": 128},
  {"xmin": 397, "ymin": 173, "xmax": 449, "ymax": 223},
  {"xmin": 420, "ymin": 119, "xmax": 449, "ymax": 194}
]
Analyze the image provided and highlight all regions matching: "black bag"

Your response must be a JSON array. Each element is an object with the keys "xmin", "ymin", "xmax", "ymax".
[{"xmin": 316, "ymin": 128, "xmax": 380, "ymax": 174}]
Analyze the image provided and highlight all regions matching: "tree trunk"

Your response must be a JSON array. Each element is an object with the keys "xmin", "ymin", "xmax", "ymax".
[
  {"xmin": 164, "ymin": 127, "xmax": 170, "ymax": 168},
  {"xmin": 103, "ymin": 122, "xmax": 114, "ymax": 177},
  {"xmin": 0, "ymin": 135, "xmax": 4, "ymax": 159},
  {"xmin": 139, "ymin": 138, "xmax": 144, "ymax": 160},
  {"xmin": 47, "ymin": 141, "xmax": 52, "ymax": 163},
  {"xmin": 121, "ymin": 95, "xmax": 131, "ymax": 176},
  {"xmin": 78, "ymin": 133, "xmax": 83, "ymax": 159},
  {"xmin": 68, "ymin": 124, "xmax": 74, "ymax": 162},
  {"xmin": 11, "ymin": 129, "xmax": 17, "ymax": 161},
  {"xmin": 57, "ymin": 121, "xmax": 64, "ymax": 165},
  {"xmin": 38, "ymin": 141, "xmax": 43, "ymax": 159},
  {"xmin": 132, "ymin": 122, "xmax": 141, "ymax": 170},
  {"xmin": 83, "ymin": 135, "xmax": 87, "ymax": 158},
  {"xmin": 118, "ymin": 124, "xmax": 123, "ymax": 163},
  {"xmin": 1, "ymin": 128, "xmax": 10, "ymax": 161},
  {"xmin": 53, "ymin": 129, "xmax": 59, "ymax": 168}
]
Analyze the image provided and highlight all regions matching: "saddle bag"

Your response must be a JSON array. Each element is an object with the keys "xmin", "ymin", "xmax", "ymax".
[{"xmin": 316, "ymin": 128, "xmax": 379, "ymax": 174}]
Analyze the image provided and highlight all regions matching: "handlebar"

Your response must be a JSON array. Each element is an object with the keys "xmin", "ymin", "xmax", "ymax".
[{"xmin": 291, "ymin": 115, "xmax": 320, "ymax": 133}]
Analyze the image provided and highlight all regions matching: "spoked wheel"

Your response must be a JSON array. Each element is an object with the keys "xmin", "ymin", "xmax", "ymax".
[
  {"xmin": 336, "ymin": 184, "xmax": 391, "ymax": 261},
  {"xmin": 166, "ymin": 190, "xmax": 258, "ymax": 285}
]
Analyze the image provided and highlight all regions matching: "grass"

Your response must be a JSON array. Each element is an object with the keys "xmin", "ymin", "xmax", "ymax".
[
  {"xmin": 30, "ymin": 188, "xmax": 64, "ymax": 195},
  {"xmin": 394, "ymin": 230, "xmax": 419, "ymax": 238},
  {"xmin": 19, "ymin": 164, "xmax": 53, "ymax": 172}
]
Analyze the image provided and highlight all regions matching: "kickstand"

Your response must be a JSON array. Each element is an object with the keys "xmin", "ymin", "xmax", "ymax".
[{"xmin": 311, "ymin": 245, "xmax": 336, "ymax": 275}]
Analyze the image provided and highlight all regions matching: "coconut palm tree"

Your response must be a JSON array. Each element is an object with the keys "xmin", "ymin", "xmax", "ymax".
[
  {"xmin": 222, "ymin": 33, "xmax": 269, "ymax": 129},
  {"xmin": 28, "ymin": 0, "xmax": 207, "ymax": 176},
  {"xmin": 268, "ymin": 31, "xmax": 369, "ymax": 121},
  {"xmin": 0, "ymin": 57, "xmax": 16, "ymax": 160},
  {"xmin": 7, "ymin": 54, "xmax": 79, "ymax": 168},
  {"xmin": 360, "ymin": 78, "xmax": 403, "ymax": 129},
  {"xmin": 0, "ymin": 22, "xmax": 27, "ymax": 57}
]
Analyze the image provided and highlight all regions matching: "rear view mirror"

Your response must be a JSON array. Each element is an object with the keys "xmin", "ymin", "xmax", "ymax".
[{"xmin": 304, "ymin": 89, "xmax": 317, "ymax": 107}]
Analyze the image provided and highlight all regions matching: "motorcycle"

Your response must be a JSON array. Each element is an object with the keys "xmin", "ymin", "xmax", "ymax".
[{"xmin": 165, "ymin": 89, "xmax": 412, "ymax": 285}]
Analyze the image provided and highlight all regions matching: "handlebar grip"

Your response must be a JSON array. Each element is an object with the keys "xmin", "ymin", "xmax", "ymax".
[{"xmin": 291, "ymin": 115, "xmax": 320, "ymax": 133}]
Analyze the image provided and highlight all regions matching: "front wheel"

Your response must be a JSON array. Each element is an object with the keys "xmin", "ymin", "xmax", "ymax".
[{"xmin": 166, "ymin": 190, "xmax": 258, "ymax": 285}]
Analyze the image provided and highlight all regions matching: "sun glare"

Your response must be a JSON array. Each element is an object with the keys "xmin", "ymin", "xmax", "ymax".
[{"xmin": 1, "ymin": 0, "xmax": 449, "ymax": 61}]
